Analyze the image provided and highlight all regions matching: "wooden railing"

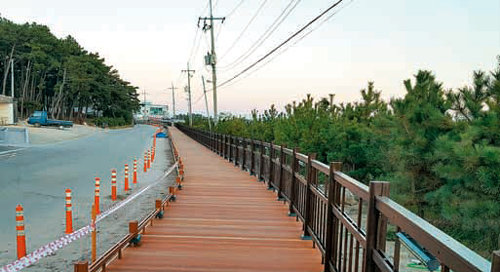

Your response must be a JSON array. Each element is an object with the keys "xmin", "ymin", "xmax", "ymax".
[{"xmin": 177, "ymin": 124, "xmax": 499, "ymax": 272}]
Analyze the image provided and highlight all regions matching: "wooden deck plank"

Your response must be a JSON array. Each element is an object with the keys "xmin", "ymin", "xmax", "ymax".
[{"xmin": 107, "ymin": 127, "xmax": 323, "ymax": 272}]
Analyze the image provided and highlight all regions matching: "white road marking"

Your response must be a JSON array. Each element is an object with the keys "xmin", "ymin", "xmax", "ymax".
[{"xmin": 0, "ymin": 147, "xmax": 26, "ymax": 159}]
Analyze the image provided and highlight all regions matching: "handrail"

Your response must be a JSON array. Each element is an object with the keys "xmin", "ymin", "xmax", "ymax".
[
  {"xmin": 176, "ymin": 124, "xmax": 496, "ymax": 272},
  {"xmin": 376, "ymin": 196, "xmax": 491, "ymax": 272}
]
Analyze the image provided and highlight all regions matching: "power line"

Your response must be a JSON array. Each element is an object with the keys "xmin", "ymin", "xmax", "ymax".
[
  {"xmin": 218, "ymin": 0, "xmax": 354, "ymax": 90},
  {"xmin": 218, "ymin": 0, "xmax": 346, "ymax": 89},
  {"xmin": 219, "ymin": 0, "xmax": 301, "ymax": 71},
  {"xmin": 226, "ymin": 0, "xmax": 245, "ymax": 19},
  {"xmin": 174, "ymin": 0, "xmax": 211, "ymax": 92},
  {"xmin": 219, "ymin": 0, "xmax": 268, "ymax": 61}
]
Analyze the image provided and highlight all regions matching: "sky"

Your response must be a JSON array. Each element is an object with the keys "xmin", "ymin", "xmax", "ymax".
[{"xmin": 1, "ymin": 0, "xmax": 499, "ymax": 116}]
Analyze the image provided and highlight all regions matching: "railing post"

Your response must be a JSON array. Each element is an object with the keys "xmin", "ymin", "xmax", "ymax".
[
  {"xmin": 234, "ymin": 137, "xmax": 239, "ymax": 166},
  {"xmin": 241, "ymin": 139, "xmax": 247, "ymax": 171},
  {"xmin": 364, "ymin": 181, "xmax": 390, "ymax": 272},
  {"xmin": 268, "ymin": 142, "xmax": 275, "ymax": 190},
  {"xmin": 259, "ymin": 140, "xmax": 264, "ymax": 181},
  {"xmin": 492, "ymin": 251, "xmax": 500, "ymax": 272},
  {"xmin": 228, "ymin": 136, "xmax": 232, "ymax": 162},
  {"xmin": 222, "ymin": 135, "xmax": 226, "ymax": 158},
  {"xmin": 277, "ymin": 145, "xmax": 285, "ymax": 200},
  {"xmin": 74, "ymin": 261, "xmax": 89, "ymax": 272},
  {"xmin": 129, "ymin": 220, "xmax": 139, "ymax": 234},
  {"xmin": 211, "ymin": 132, "xmax": 214, "ymax": 151},
  {"xmin": 302, "ymin": 153, "xmax": 316, "ymax": 239},
  {"xmin": 214, "ymin": 132, "xmax": 217, "ymax": 152},
  {"xmin": 324, "ymin": 162, "xmax": 342, "ymax": 272},
  {"xmin": 250, "ymin": 140, "xmax": 255, "ymax": 175},
  {"xmin": 288, "ymin": 148, "xmax": 300, "ymax": 216},
  {"xmin": 218, "ymin": 133, "xmax": 221, "ymax": 154}
]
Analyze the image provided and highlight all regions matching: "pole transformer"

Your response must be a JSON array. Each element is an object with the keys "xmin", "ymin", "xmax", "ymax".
[{"xmin": 199, "ymin": 0, "xmax": 225, "ymax": 125}]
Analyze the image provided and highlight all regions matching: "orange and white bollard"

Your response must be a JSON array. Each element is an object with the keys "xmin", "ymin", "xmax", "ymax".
[
  {"xmin": 65, "ymin": 189, "xmax": 73, "ymax": 234},
  {"xmin": 95, "ymin": 177, "xmax": 100, "ymax": 214},
  {"xmin": 15, "ymin": 204, "xmax": 26, "ymax": 259},
  {"xmin": 111, "ymin": 169, "xmax": 117, "ymax": 201},
  {"xmin": 124, "ymin": 164, "xmax": 129, "ymax": 192},
  {"xmin": 144, "ymin": 152, "xmax": 147, "ymax": 173},
  {"xmin": 133, "ymin": 159, "xmax": 138, "ymax": 184},
  {"xmin": 147, "ymin": 150, "xmax": 151, "ymax": 169}
]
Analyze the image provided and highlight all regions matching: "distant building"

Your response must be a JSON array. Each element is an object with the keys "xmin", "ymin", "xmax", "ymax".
[
  {"xmin": 135, "ymin": 102, "xmax": 169, "ymax": 120},
  {"xmin": 0, "ymin": 95, "xmax": 15, "ymax": 125}
]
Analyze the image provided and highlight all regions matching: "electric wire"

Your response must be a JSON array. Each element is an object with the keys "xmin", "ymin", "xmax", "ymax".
[
  {"xmin": 219, "ymin": 0, "xmax": 268, "ymax": 60},
  {"xmin": 226, "ymin": 0, "xmax": 245, "ymax": 19},
  {"xmin": 218, "ymin": 0, "xmax": 354, "ymax": 90},
  {"xmin": 217, "ymin": 0, "xmax": 346, "ymax": 89},
  {"xmin": 218, "ymin": 0, "xmax": 301, "ymax": 71}
]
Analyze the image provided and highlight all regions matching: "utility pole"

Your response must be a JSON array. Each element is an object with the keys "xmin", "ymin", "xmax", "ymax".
[
  {"xmin": 184, "ymin": 86, "xmax": 192, "ymax": 126},
  {"xmin": 181, "ymin": 63, "xmax": 195, "ymax": 126},
  {"xmin": 10, "ymin": 58, "xmax": 14, "ymax": 98},
  {"xmin": 199, "ymin": 0, "xmax": 224, "ymax": 125},
  {"xmin": 201, "ymin": 75, "xmax": 212, "ymax": 131},
  {"xmin": 168, "ymin": 82, "xmax": 178, "ymax": 118}
]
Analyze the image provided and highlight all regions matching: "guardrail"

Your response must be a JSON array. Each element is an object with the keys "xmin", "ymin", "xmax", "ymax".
[{"xmin": 176, "ymin": 124, "xmax": 499, "ymax": 272}]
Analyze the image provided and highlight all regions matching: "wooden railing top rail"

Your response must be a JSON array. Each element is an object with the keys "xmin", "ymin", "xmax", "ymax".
[
  {"xmin": 376, "ymin": 197, "xmax": 491, "ymax": 272},
  {"xmin": 334, "ymin": 171, "xmax": 369, "ymax": 200},
  {"xmin": 295, "ymin": 152, "xmax": 308, "ymax": 163}
]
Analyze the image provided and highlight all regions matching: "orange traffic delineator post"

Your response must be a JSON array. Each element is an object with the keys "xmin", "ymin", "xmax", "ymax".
[
  {"xmin": 124, "ymin": 164, "xmax": 129, "ymax": 192},
  {"xmin": 147, "ymin": 150, "xmax": 151, "ymax": 169},
  {"xmin": 65, "ymin": 189, "xmax": 73, "ymax": 234},
  {"xmin": 152, "ymin": 147, "xmax": 155, "ymax": 162},
  {"xmin": 133, "ymin": 159, "xmax": 138, "ymax": 184},
  {"xmin": 15, "ymin": 204, "xmax": 26, "ymax": 259},
  {"xmin": 144, "ymin": 152, "xmax": 147, "ymax": 173},
  {"xmin": 111, "ymin": 169, "xmax": 117, "ymax": 201},
  {"xmin": 94, "ymin": 177, "xmax": 100, "ymax": 214}
]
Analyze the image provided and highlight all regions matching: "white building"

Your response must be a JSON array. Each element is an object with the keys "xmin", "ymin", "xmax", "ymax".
[
  {"xmin": 135, "ymin": 102, "xmax": 169, "ymax": 120},
  {"xmin": 0, "ymin": 95, "xmax": 15, "ymax": 125}
]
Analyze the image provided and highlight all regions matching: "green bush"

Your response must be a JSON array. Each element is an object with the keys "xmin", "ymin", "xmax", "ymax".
[{"xmin": 90, "ymin": 117, "xmax": 130, "ymax": 128}]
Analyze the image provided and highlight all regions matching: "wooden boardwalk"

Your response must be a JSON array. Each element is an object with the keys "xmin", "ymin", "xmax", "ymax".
[{"xmin": 107, "ymin": 127, "xmax": 322, "ymax": 272}]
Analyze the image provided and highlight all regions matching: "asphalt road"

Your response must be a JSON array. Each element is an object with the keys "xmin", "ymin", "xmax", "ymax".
[{"xmin": 0, "ymin": 125, "xmax": 169, "ymax": 265}]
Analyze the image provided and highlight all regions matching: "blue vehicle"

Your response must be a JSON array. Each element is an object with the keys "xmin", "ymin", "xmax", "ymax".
[{"xmin": 28, "ymin": 111, "xmax": 73, "ymax": 128}]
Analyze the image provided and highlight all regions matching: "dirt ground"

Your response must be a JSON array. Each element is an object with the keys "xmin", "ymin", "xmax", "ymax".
[{"xmin": 11, "ymin": 122, "xmax": 98, "ymax": 145}]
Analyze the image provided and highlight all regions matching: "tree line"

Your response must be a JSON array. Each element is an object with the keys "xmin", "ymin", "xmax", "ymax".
[
  {"xmin": 188, "ymin": 57, "xmax": 500, "ymax": 257},
  {"xmin": 0, "ymin": 17, "xmax": 140, "ymax": 125}
]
